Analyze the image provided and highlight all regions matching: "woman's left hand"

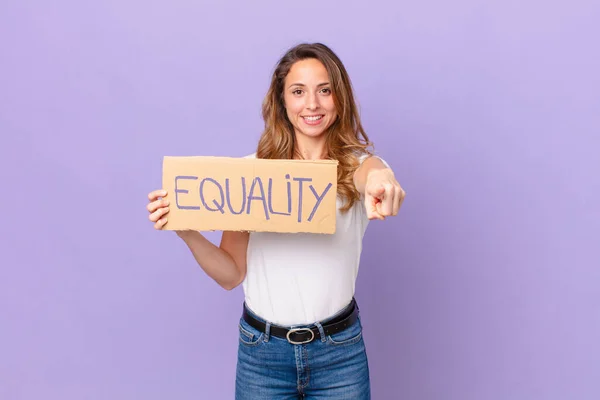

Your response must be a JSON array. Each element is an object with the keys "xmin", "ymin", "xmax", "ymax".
[{"xmin": 364, "ymin": 169, "xmax": 405, "ymax": 220}]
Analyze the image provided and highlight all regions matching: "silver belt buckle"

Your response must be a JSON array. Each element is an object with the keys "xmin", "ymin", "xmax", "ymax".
[{"xmin": 286, "ymin": 328, "xmax": 315, "ymax": 344}]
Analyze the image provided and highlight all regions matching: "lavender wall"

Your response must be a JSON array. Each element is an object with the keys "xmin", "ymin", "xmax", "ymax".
[{"xmin": 2, "ymin": 1, "xmax": 599, "ymax": 399}]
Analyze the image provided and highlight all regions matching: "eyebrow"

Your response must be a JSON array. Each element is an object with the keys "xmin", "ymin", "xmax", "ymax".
[{"xmin": 288, "ymin": 82, "xmax": 330, "ymax": 89}]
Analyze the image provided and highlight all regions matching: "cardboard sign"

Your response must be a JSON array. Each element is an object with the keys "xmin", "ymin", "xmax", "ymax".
[{"xmin": 161, "ymin": 156, "xmax": 338, "ymax": 234}]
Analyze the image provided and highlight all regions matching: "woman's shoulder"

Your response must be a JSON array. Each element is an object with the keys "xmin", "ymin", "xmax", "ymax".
[
  {"xmin": 353, "ymin": 151, "xmax": 370, "ymax": 163},
  {"xmin": 353, "ymin": 150, "xmax": 390, "ymax": 168}
]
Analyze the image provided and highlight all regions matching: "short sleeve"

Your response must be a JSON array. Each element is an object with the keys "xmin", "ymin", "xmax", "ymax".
[{"xmin": 357, "ymin": 152, "xmax": 391, "ymax": 168}]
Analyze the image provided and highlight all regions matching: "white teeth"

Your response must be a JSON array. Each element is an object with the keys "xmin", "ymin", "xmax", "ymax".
[{"xmin": 304, "ymin": 115, "xmax": 323, "ymax": 121}]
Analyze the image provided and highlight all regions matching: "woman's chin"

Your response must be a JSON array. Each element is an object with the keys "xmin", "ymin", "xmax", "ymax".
[{"xmin": 295, "ymin": 124, "xmax": 331, "ymax": 139}]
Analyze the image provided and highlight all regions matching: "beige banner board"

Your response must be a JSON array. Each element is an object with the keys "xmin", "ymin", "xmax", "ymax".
[{"xmin": 161, "ymin": 156, "xmax": 338, "ymax": 234}]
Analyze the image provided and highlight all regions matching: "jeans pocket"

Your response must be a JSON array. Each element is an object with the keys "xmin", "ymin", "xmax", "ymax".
[
  {"xmin": 326, "ymin": 318, "xmax": 363, "ymax": 346},
  {"xmin": 239, "ymin": 318, "xmax": 264, "ymax": 347}
]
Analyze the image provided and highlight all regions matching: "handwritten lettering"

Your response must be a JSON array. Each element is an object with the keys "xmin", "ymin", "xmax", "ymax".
[
  {"xmin": 225, "ymin": 177, "xmax": 246, "ymax": 215},
  {"xmin": 293, "ymin": 177, "xmax": 311, "ymax": 223},
  {"xmin": 268, "ymin": 174, "xmax": 292, "ymax": 216},
  {"xmin": 174, "ymin": 176, "xmax": 200, "ymax": 210},
  {"xmin": 200, "ymin": 178, "xmax": 225, "ymax": 214},
  {"xmin": 308, "ymin": 182, "xmax": 333, "ymax": 222},
  {"xmin": 172, "ymin": 173, "xmax": 333, "ymax": 223},
  {"xmin": 247, "ymin": 177, "xmax": 270, "ymax": 220}
]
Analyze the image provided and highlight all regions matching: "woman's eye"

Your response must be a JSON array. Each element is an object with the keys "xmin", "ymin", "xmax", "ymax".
[
  {"xmin": 321, "ymin": 88, "xmax": 331, "ymax": 94},
  {"xmin": 293, "ymin": 89, "xmax": 303, "ymax": 95}
]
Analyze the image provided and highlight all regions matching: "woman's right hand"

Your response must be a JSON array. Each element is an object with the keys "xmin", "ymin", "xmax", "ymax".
[{"xmin": 147, "ymin": 189, "xmax": 170, "ymax": 230}]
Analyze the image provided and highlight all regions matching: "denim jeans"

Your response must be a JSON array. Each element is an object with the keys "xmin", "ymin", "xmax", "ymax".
[{"xmin": 235, "ymin": 303, "xmax": 371, "ymax": 399}]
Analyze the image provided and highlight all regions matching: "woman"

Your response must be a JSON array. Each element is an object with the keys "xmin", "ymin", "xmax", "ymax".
[{"xmin": 147, "ymin": 43, "xmax": 405, "ymax": 399}]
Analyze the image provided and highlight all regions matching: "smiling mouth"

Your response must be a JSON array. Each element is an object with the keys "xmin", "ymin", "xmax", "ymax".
[{"xmin": 302, "ymin": 115, "xmax": 324, "ymax": 121}]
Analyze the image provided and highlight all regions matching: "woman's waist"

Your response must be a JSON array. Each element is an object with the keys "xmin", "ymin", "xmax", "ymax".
[{"xmin": 243, "ymin": 291, "xmax": 356, "ymax": 327}]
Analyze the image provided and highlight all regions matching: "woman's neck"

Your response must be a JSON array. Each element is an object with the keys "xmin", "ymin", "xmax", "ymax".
[{"xmin": 293, "ymin": 135, "xmax": 328, "ymax": 160}]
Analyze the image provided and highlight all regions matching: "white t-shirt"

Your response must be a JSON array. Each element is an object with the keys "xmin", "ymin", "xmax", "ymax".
[{"xmin": 241, "ymin": 152, "xmax": 385, "ymax": 326}]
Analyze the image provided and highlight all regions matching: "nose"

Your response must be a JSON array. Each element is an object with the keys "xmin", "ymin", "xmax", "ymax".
[{"xmin": 305, "ymin": 91, "xmax": 319, "ymax": 110}]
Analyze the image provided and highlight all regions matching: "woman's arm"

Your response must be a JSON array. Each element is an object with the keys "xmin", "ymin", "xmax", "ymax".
[
  {"xmin": 353, "ymin": 156, "xmax": 405, "ymax": 220},
  {"xmin": 176, "ymin": 230, "xmax": 249, "ymax": 291},
  {"xmin": 147, "ymin": 189, "xmax": 249, "ymax": 290}
]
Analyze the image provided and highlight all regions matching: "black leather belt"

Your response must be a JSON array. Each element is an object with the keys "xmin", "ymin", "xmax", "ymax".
[{"xmin": 242, "ymin": 299, "xmax": 359, "ymax": 345}]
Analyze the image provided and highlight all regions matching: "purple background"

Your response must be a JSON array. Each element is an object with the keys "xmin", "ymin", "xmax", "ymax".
[{"xmin": 1, "ymin": 1, "xmax": 599, "ymax": 399}]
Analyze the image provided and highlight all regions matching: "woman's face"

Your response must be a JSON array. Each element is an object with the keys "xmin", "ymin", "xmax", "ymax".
[{"xmin": 283, "ymin": 58, "xmax": 338, "ymax": 140}]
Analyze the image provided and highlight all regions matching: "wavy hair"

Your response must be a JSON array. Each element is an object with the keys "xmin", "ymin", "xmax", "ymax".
[{"xmin": 256, "ymin": 43, "xmax": 373, "ymax": 212}]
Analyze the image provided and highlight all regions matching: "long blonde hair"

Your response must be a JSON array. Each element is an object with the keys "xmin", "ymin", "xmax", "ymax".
[{"xmin": 256, "ymin": 43, "xmax": 373, "ymax": 212}]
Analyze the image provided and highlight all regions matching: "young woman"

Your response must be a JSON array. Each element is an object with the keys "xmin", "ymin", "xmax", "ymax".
[{"xmin": 147, "ymin": 43, "xmax": 405, "ymax": 399}]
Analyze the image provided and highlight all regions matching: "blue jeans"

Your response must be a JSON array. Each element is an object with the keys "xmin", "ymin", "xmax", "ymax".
[{"xmin": 235, "ymin": 303, "xmax": 371, "ymax": 399}]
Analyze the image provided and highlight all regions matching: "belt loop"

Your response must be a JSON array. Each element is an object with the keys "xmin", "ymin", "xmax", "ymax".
[
  {"xmin": 314, "ymin": 322, "xmax": 327, "ymax": 342},
  {"xmin": 264, "ymin": 321, "xmax": 271, "ymax": 342}
]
